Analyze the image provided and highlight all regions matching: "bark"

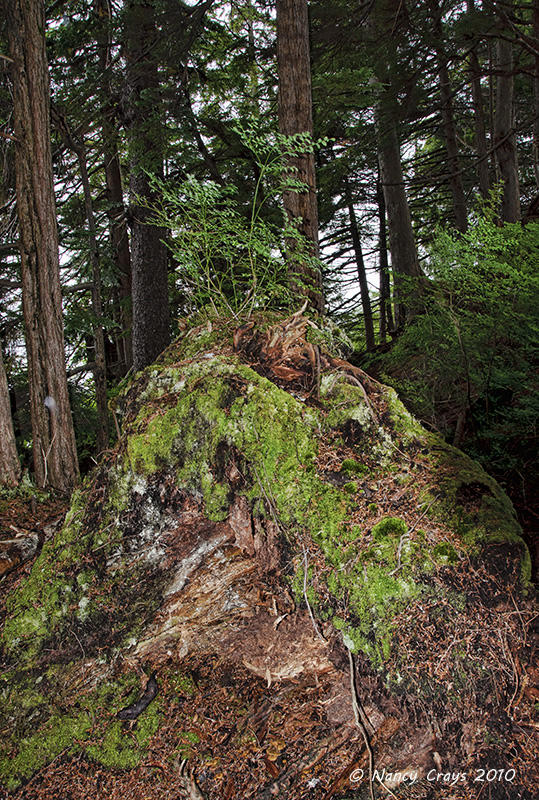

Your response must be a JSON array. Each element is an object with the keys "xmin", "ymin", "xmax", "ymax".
[
  {"xmin": 96, "ymin": 0, "xmax": 133, "ymax": 376},
  {"xmin": 344, "ymin": 182, "xmax": 375, "ymax": 351},
  {"xmin": 6, "ymin": 0, "xmax": 79, "ymax": 491},
  {"xmin": 428, "ymin": 0, "xmax": 468, "ymax": 232},
  {"xmin": 494, "ymin": 20, "xmax": 521, "ymax": 221},
  {"xmin": 276, "ymin": 0, "xmax": 323, "ymax": 313},
  {"xmin": 466, "ymin": 0, "xmax": 490, "ymax": 199},
  {"xmin": 124, "ymin": 0, "xmax": 170, "ymax": 370},
  {"xmin": 0, "ymin": 344, "xmax": 20, "ymax": 487}
]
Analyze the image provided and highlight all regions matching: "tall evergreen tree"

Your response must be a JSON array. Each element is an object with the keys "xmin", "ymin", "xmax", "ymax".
[
  {"xmin": 491, "ymin": 0, "xmax": 521, "ymax": 221},
  {"xmin": 0, "ymin": 343, "xmax": 20, "ymax": 487},
  {"xmin": 276, "ymin": 0, "xmax": 323, "ymax": 312},
  {"xmin": 370, "ymin": 0, "xmax": 421, "ymax": 327},
  {"xmin": 124, "ymin": 0, "xmax": 170, "ymax": 370},
  {"xmin": 6, "ymin": 0, "xmax": 79, "ymax": 490}
]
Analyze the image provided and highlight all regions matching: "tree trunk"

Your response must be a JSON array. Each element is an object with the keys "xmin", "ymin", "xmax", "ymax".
[
  {"xmin": 494, "ymin": 21, "xmax": 521, "ymax": 221},
  {"xmin": 377, "ymin": 173, "xmax": 393, "ymax": 342},
  {"xmin": 276, "ymin": 0, "xmax": 323, "ymax": 313},
  {"xmin": 124, "ymin": 0, "xmax": 170, "ymax": 370},
  {"xmin": 0, "ymin": 344, "xmax": 20, "ymax": 487},
  {"xmin": 96, "ymin": 0, "xmax": 133, "ymax": 376},
  {"xmin": 6, "ymin": 0, "xmax": 79, "ymax": 491},
  {"xmin": 344, "ymin": 182, "xmax": 375, "ymax": 351},
  {"xmin": 466, "ymin": 0, "xmax": 490, "ymax": 199},
  {"xmin": 428, "ymin": 0, "xmax": 468, "ymax": 232},
  {"xmin": 375, "ymin": 98, "xmax": 421, "ymax": 327},
  {"xmin": 369, "ymin": 1, "xmax": 421, "ymax": 329}
]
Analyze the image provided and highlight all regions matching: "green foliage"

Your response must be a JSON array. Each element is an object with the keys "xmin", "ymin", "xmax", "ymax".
[
  {"xmin": 147, "ymin": 128, "xmax": 327, "ymax": 317},
  {"xmin": 373, "ymin": 213, "xmax": 539, "ymax": 479}
]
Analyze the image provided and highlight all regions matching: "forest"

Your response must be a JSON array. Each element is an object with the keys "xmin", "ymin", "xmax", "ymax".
[{"xmin": 0, "ymin": 0, "xmax": 538, "ymax": 798}]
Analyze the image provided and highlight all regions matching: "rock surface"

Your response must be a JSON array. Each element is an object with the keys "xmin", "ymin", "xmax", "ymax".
[{"xmin": 0, "ymin": 312, "xmax": 534, "ymax": 798}]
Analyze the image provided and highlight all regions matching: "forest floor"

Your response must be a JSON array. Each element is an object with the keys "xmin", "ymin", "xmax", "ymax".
[{"xmin": 1, "ymin": 491, "xmax": 538, "ymax": 798}]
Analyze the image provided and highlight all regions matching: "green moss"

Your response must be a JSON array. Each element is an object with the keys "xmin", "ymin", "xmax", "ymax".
[
  {"xmin": 432, "ymin": 542, "xmax": 459, "ymax": 565},
  {"xmin": 125, "ymin": 358, "xmax": 350, "ymax": 556},
  {"xmin": 320, "ymin": 377, "xmax": 373, "ymax": 431},
  {"xmin": 340, "ymin": 459, "xmax": 368, "ymax": 476},
  {"xmin": 2, "ymin": 490, "xmax": 89, "ymax": 657},
  {"xmin": 170, "ymin": 671, "xmax": 197, "ymax": 698},
  {"xmin": 385, "ymin": 387, "xmax": 425, "ymax": 442},
  {"xmin": 424, "ymin": 438, "xmax": 530, "ymax": 585},
  {"xmin": 0, "ymin": 670, "xmax": 164, "ymax": 789},
  {"xmin": 86, "ymin": 698, "xmax": 162, "ymax": 770},
  {"xmin": 372, "ymin": 517, "xmax": 408, "ymax": 541},
  {"xmin": 0, "ymin": 707, "xmax": 92, "ymax": 789},
  {"xmin": 343, "ymin": 481, "xmax": 357, "ymax": 494},
  {"xmin": 174, "ymin": 729, "xmax": 201, "ymax": 759}
]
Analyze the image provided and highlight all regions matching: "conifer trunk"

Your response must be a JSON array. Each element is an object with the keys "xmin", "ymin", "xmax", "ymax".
[
  {"xmin": 428, "ymin": 0, "xmax": 468, "ymax": 232},
  {"xmin": 51, "ymin": 110, "xmax": 109, "ymax": 455},
  {"xmin": 276, "ymin": 0, "xmax": 323, "ymax": 312},
  {"xmin": 96, "ymin": 0, "xmax": 133, "ymax": 376},
  {"xmin": 124, "ymin": 0, "xmax": 170, "ymax": 370},
  {"xmin": 494, "ymin": 19, "xmax": 521, "ymax": 221},
  {"xmin": 377, "ymin": 173, "xmax": 393, "ymax": 341},
  {"xmin": 375, "ymin": 101, "xmax": 421, "ymax": 327},
  {"xmin": 0, "ymin": 345, "xmax": 20, "ymax": 487},
  {"xmin": 6, "ymin": 0, "xmax": 79, "ymax": 491},
  {"xmin": 345, "ymin": 182, "xmax": 374, "ymax": 350},
  {"xmin": 370, "ymin": 1, "xmax": 421, "ymax": 328}
]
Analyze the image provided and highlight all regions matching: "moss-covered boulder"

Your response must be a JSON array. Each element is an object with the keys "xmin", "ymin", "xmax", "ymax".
[{"xmin": 0, "ymin": 312, "xmax": 533, "ymax": 799}]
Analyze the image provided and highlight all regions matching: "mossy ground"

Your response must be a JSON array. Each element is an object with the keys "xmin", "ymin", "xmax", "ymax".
[{"xmin": 0, "ymin": 312, "xmax": 531, "ymax": 792}]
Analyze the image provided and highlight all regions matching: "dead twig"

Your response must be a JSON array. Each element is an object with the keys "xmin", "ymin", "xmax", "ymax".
[
  {"xmin": 302, "ymin": 545, "xmax": 327, "ymax": 644},
  {"xmin": 345, "ymin": 642, "xmax": 376, "ymax": 800}
]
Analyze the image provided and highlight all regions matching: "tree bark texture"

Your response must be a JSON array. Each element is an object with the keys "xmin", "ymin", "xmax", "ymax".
[
  {"xmin": 494, "ymin": 26, "xmax": 521, "ymax": 221},
  {"xmin": 0, "ymin": 345, "xmax": 20, "ymax": 487},
  {"xmin": 6, "ymin": 0, "xmax": 79, "ymax": 491},
  {"xmin": 124, "ymin": 0, "xmax": 170, "ymax": 370},
  {"xmin": 276, "ymin": 0, "xmax": 323, "ymax": 313},
  {"xmin": 428, "ymin": 0, "xmax": 468, "ymax": 232}
]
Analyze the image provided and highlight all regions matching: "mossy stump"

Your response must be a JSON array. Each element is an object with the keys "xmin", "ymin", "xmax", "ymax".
[{"xmin": 0, "ymin": 313, "xmax": 533, "ymax": 799}]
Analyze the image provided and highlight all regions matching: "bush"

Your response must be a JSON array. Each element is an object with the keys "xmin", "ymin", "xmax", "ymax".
[{"xmin": 371, "ymin": 213, "xmax": 538, "ymax": 482}]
